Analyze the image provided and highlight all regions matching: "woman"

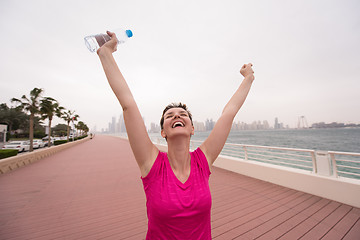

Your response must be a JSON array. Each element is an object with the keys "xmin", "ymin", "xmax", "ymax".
[{"xmin": 97, "ymin": 31, "xmax": 255, "ymax": 239}]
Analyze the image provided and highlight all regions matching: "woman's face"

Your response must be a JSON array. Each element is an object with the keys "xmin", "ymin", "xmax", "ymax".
[{"xmin": 161, "ymin": 107, "xmax": 194, "ymax": 139}]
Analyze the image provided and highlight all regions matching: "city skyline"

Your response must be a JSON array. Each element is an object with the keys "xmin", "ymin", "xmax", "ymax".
[{"xmin": 98, "ymin": 114, "xmax": 358, "ymax": 134}]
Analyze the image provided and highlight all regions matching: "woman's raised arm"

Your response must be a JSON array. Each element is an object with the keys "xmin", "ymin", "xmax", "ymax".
[
  {"xmin": 97, "ymin": 31, "xmax": 158, "ymax": 176},
  {"xmin": 200, "ymin": 63, "xmax": 255, "ymax": 166}
]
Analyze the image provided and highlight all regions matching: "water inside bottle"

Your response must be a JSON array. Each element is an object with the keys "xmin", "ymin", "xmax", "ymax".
[
  {"xmin": 84, "ymin": 34, "xmax": 111, "ymax": 52},
  {"xmin": 95, "ymin": 34, "xmax": 111, "ymax": 47}
]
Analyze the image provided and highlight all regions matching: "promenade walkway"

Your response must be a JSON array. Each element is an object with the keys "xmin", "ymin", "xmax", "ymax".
[{"xmin": 0, "ymin": 135, "xmax": 359, "ymax": 239}]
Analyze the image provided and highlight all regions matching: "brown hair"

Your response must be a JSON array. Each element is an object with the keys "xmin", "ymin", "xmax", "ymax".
[{"xmin": 160, "ymin": 102, "xmax": 193, "ymax": 130}]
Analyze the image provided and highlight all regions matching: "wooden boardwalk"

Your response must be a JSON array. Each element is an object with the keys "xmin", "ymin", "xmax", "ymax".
[{"xmin": 0, "ymin": 135, "xmax": 359, "ymax": 240}]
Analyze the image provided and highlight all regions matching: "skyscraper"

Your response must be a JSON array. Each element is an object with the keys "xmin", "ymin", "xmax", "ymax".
[{"xmin": 274, "ymin": 117, "xmax": 279, "ymax": 129}]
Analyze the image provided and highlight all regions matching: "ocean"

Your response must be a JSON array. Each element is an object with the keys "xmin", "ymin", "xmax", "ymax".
[{"xmin": 150, "ymin": 128, "xmax": 360, "ymax": 153}]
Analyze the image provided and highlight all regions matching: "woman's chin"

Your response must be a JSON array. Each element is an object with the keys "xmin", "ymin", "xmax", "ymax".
[{"xmin": 167, "ymin": 130, "xmax": 192, "ymax": 139}]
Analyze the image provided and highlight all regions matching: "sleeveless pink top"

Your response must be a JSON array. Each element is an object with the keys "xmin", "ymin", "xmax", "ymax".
[{"xmin": 141, "ymin": 148, "xmax": 212, "ymax": 239}]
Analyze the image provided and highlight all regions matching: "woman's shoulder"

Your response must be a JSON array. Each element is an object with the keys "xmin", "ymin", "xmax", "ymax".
[
  {"xmin": 191, "ymin": 147, "xmax": 211, "ymax": 176},
  {"xmin": 191, "ymin": 147, "xmax": 206, "ymax": 159},
  {"xmin": 141, "ymin": 150, "xmax": 166, "ymax": 181}
]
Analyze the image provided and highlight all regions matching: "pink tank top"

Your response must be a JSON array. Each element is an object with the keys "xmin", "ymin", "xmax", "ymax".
[{"xmin": 141, "ymin": 147, "xmax": 212, "ymax": 239}]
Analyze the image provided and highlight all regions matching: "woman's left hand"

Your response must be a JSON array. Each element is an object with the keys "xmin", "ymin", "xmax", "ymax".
[{"xmin": 240, "ymin": 63, "xmax": 255, "ymax": 81}]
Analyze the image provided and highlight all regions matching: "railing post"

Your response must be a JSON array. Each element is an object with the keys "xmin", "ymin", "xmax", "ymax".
[
  {"xmin": 311, "ymin": 151, "xmax": 317, "ymax": 173},
  {"xmin": 315, "ymin": 151, "xmax": 332, "ymax": 176},
  {"xmin": 243, "ymin": 146, "xmax": 248, "ymax": 161},
  {"xmin": 329, "ymin": 153, "xmax": 338, "ymax": 178}
]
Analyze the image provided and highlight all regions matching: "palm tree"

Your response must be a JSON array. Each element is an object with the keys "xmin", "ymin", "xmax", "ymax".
[
  {"xmin": 76, "ymin": 121, "xmax": 89, "ymax": 136},
  {"xmin": 40, "ymin": 97, "xmax": 64, "ymax": 147},
  {"xmin": 76, "ymin": 121, "xmax": 83, "ymax": 136},
  {"xmin": 74, "ymin": 123, "xmax": 79, "ymax": 137},
  {"xmin": 11, "ymin": 88, "xmax": 43, "ymax": 152},
  {"xmin": 83, "ymin": 124, "xmax": 89, "ymax": 135},
  {"xmin": 62, "ymin": 110, "xmax": 79, "ymax": 141}
]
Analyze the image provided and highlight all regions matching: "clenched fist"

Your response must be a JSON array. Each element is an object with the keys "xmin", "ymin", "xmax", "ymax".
[{"xmin": 240, "ymin": 63, "xmax": 255, "ymax": 81}]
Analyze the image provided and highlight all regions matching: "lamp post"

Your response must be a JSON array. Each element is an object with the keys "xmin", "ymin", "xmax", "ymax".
[
  {"xmin": 3, "ymin": 129, "xmax": 6, "ymax": 144},
  {"xmin": 72, "ymin": 117, "xmax": 75, "ymax": 142},
  {"xmin": 0, "ymin": 124, "xmax": 7, "ymax": 145}
]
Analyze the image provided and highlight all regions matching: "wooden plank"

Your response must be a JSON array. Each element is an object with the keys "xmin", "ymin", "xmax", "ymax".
[
  {"xmin": 300, "ymin": 204, "xmax": 352, "ymax": 239},
  {"xmin": 343, "ymin": 217, "xmax": 360, "ymax": 240},
  {"xmin": 253, "ymin": 195, "xmax": 323, "ymax": 240},
  {"xmin": 324, "ymin": 208, "xmax": 360, "ymax": 239}
]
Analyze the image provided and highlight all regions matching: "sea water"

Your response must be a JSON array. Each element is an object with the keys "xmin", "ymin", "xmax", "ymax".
[
  {"xmin": 148, "ymin": 128, "xmax": 360, "ymax": 153},
  {"xmin": 190, "ymin": 128, "xmax": 360, "ymax": 153}
]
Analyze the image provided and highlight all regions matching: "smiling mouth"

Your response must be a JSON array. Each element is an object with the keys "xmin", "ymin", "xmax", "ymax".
[{"xmin": 172, "ymin": 122, "xmax": 184, "ymax": 128}]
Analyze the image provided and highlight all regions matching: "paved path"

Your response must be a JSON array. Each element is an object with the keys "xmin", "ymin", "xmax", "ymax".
[{"xmin": 1, "ymin": 135, "xmax": 359, "ymax": 239}]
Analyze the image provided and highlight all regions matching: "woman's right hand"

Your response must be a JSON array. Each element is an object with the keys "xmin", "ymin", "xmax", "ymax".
[{"xmin": 97, "ymin": 31, "xmax": 118, "ymax": 55}]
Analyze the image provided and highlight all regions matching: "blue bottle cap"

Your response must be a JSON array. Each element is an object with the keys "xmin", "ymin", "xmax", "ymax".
[{"xmin": 126, "ymin": 30, "xmax": 133, "ymax": 38}]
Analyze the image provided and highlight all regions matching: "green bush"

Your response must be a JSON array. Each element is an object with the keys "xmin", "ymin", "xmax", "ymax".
[
  {"xmin": 54, "ymin": 140, "xmax": 68, "ymax": 146},
  {"xmin": 34, "ymin": 131, "xmax": 46, "ymax": 139},
  {"xmin": 0, "ymin": 149, "xmax": 18, "ymax": 159},
  {"xmin": 77, "ymin": 135, "xmax": 88, "ymax": 140}
]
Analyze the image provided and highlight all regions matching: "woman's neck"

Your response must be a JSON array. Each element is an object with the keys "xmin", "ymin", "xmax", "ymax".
[{"xmin": 167, "ymin": 136, "xmax": 191, "ymax": 174}]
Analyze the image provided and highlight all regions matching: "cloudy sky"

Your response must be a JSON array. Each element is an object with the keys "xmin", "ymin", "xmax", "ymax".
[{"xmin": 0, "ymin": 0, "xmax": 359, "ymax": 131}]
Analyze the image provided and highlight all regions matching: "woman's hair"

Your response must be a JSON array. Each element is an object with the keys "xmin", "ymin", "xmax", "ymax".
[{"xmin": 160, "ymin": 102, "xmax": 193, "ymax": 130}]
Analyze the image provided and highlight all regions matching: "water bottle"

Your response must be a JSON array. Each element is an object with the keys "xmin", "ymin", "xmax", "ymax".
[{"xmin": 84, "ymin": 29, "xmax": 133, "ymax": 52}]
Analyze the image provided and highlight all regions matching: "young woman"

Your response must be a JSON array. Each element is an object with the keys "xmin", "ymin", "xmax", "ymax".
[{"xmin": 97, "ymin": 31, "xmax": 255, "ymax": 239}]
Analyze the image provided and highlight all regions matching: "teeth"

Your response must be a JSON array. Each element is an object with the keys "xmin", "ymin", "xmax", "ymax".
[{"xmin": 172, "ymin": 122, "xmax": 184, "ymax": 128}]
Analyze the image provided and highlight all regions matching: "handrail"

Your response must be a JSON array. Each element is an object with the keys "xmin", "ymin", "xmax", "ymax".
[
  {"xmin": 149, "ymin": 137, "xmax": 360, "ymax": 180},
  {"xmin": 328, "ymin": 151, "xmax": 360, "ymax": 156}
]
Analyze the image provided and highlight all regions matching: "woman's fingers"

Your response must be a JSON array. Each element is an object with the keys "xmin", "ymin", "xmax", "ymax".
[
  {"xmin": 240, "ymin": 63, "xmax": 255, "ymax": 80},
  {"xmin": 106, "ymin": 31, "xmax": 115, "ymax": 38}
]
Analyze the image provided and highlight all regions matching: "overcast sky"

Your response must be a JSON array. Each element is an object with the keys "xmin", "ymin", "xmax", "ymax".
[{"xmin": 0, "ymin": 0, "xmax": 359, "ymax": 131}]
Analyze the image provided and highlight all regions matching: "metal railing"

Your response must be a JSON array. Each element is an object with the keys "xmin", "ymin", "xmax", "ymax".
[
  {"xmin": 150, "ymin": 137, "xmax": 360, "ymax": 180},
  {"xmin": 190, "ymin": 140, "xmax": 316, "ymax": 171},
  {"xmin": 329, "ymin": 151, "xmax": 360, "ymax": 179}
]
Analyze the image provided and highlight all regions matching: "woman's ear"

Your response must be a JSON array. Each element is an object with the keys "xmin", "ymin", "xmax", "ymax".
[{"xmin": 161, "ymin": 129, "xmax": 166, "ymax": 138}]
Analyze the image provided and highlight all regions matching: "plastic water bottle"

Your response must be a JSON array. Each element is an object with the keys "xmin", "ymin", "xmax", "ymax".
[{"xmin": 84, "ymin": 29, "xmax": 133, "ymax": 52}]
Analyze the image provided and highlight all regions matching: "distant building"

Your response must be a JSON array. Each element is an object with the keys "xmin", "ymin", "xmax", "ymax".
[
  {"xmin": 231, "ymin": 120, "xmax": 272, "ymax": 131},
  {"xmin": 193, "ymin": 121, "xmax": 206, "ymax": 132},
  {"xmin": 274, "ymin": 117, "xmax": 284, "ymax": 129},
  {"xmin": 205, "ymin": 119, "xmax": 215, "ymax": 131},
  {"xmin": 311, "ymin": 122, "xmax": 349, "ymax": 128},
  {"xmin": 118, "ymin": 114, "xmax": 126, "ymax": 132},
  {"xmin": 111, "ymin": 117, "xmax": 116, "ymax": 133},
  {"xmin": 274, "ymin": 117, "xmax": 279, "ymax": 129},
  {"xmin": 149, "ymin": 122, "xmax": 160, "ymax": 133},
  {"xmin": 250, "ymin": 121, "xmax": 258, "ymax": 130},
  {"xmin": 263, "ymin": 120, "xmax": 270, "ymax": 129}
]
